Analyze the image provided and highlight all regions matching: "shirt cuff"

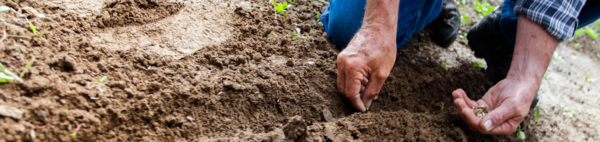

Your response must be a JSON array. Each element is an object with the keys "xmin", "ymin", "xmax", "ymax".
[{"xmin": 513, "ymin": 0, "xmax": 586, "ymax": 41}]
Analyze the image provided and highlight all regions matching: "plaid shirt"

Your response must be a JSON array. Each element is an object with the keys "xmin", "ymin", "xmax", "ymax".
[{"xmin": 514, "ymin": 0, "xmax": 586, "ymax": 41}]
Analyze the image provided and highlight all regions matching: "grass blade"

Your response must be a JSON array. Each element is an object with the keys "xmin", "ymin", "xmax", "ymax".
[
  {"xmin": 20, "ymin": 57, "xmax": 35, "ymax": 77},
  {"xmin": 28, "ymin": 21, "xmax": 37, "ymax": 35}
]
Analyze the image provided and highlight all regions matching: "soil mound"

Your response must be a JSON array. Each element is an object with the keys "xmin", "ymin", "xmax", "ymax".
[{"xmin": 100, "ymin": 0, "xmax": 183, "ymax": 27}]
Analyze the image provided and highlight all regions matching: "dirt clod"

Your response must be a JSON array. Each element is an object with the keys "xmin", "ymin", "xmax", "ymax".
[{"xmin": 282, "ymin": 116, "xmax": 307, "ymax": 141}]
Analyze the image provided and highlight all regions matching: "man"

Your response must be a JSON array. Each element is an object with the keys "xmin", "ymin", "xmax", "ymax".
[{"xmin": 321, "ymin": 0, "xmax": 599, "ymax": 135}]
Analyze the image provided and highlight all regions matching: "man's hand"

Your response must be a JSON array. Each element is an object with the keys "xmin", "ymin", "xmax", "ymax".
[
  {"xmin": 453, "ymin": 15, "xmax": 558, "ymax": 135},
  {"xmin": 452, "ymin": 78, "xmax": 537, "ymax": 135},
  {"xmin": 337, "ymin": 27, "xmax": 397, "ymax": 112},
  {"xmin": 336, "ymin": 0, "xmax": 400, "ymax": 112}
]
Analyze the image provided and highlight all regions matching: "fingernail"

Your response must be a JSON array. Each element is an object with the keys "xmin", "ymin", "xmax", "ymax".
[{"xmin": 484, "ymin": 120, "xmax": 493, "ymax": 131}]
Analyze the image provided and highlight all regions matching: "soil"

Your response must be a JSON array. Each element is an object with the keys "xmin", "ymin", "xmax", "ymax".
[
  {"xmin": 0, "ymin": 0, "xmax": 597, "ymax": 141},
  {"xmin": 473, "ymin": 106, "xmax": 492, "ymax": 118}
]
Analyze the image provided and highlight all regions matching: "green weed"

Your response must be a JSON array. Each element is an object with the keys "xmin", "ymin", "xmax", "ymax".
[
  {"xmin": 473, "ymin": 61, "xmax": 486, "ymax": 69},
  {"xmin": 460, "ymin": 15, "xmax": 471, "ymax": 24},
  {"xmin": 441, "ymin": 62, "xmax": 448, "ymax": 70},
  {"xmin": 475, "ymin": 1, "xmax": 494, "ymax": 18},
  {"xmin": 0, "ymin": 58, "xmax": 35, "ymax": 83},
  {"xmin": 28, "ymin": 21, "xmax": 37, "ymax": 35},
  {"xmin": 585, "ymin": 74, "xmax": 595, "ymax": 83},
  {"xmin": 515, "ymin": 126, "xmax": 526, "ymax": 140},
  {"xmin": 440, "ymin": 101, "xmax": 444, "ymax": 111},
  {"xmin": 20, "ymin": 57, "xmax": 35, "ymax": 78},
  {"xmin": 561, "ymin": 105, "xmax": 578, "ymax": 117},
  {"xmin": 543, "ymin": 74, "xmax": 549, "ymax": 80},
  {"xmin": 575, "ymin": 29, "xmax": 583, "ymax": 37},
  {"xmin": 288, "ymin": 0, "xmax": 297, "ymax": 2},
  {"xmin": 574, "ymin": 42, "xmax": 580, "ymax": 48},
  {"xmin": 272, "ymin": 1, "xmax": 289, "ymax": 14},
  {"xmin": 535, "ymin": 106, "xmax": 540, "ymax": 125},
  {"xmin": 585, "ymin": 26, "xmax": 598, "ymax": 39},
  {"xmin": 97, "ymin": 76, "xmax": 109, "ymax": 84}
]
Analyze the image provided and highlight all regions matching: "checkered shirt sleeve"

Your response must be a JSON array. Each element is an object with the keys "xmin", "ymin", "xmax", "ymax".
[{"xmin": 513, "ymin": 0, "xmax": 586, "ymax": 41}]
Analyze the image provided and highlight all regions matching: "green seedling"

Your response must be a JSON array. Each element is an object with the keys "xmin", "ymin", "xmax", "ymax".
[
  {"xmin": 292, "ymin": 31, "xmax": 300, "ymax": 39},
  {"xmin": 318, "ymin": 22, "xmax": 323, "ymax": 26},
  {"xmin": 561, "ymin": 105, "xmax": 578, "ymax": 117},
  {"xmin": 585, "ymin": 26, "xmax": 598, "ymax": 40},
  {"xmin": 28, "ymin": 21, "xmax": 37, "ymax": 35},
  {"xmin": 515, "ymin": 126, "xmax": 526, "ymax": 140},
  {"xmin": 535, "ymin": 106, "xmax": 540, "ymax": 125},
  {"xmin": 288, "ymin": 0, "xmax": 297, "ymax": 2},
  {"xmin": 474, "ymin": 1, "xmax": 494, "ymax": 18},
  {"xmin": 323, "ymin": 59, "xmax": 327, "ymax": 62},
  {"xmin": 0, "ymin": 58, "xmax": 35, "ymax": 83},
  {"xmin": 574, "ymin": 42, "xmax": 580, "ymax": 48},
  {"xmin": 285, "ymin": 12, "xmax": 288, "ymax": 17},
  {"xmin": 39, "ymin": 28, "xmax": 49, "ymax": 38},
  {"xmin": 473, "ymin": 61, "xmax": 486, "ymax": 69},
  {"xmin": 543, "ymin": 74, "xmax": 549, "ymax": 80},
  {"xmin": 460, "ymin": 15, "xmax": 471, "ymax": 24},
  {"xmin": 553, "ymin": 54, "xmax": 562, "ymax": 61},
  {"xmin": 575, "ymin": 29, "xmax": 583, "ymax": 37},
  {"xmin": 568, "ymin": 37, "xmax": 573, "ymax": 42},
  {"xmin": 272, "ymin": 1, "xmax": 289, "ymax": 14},
  {"xmin": 441, "ymin": 62, "xmax": 448, "ymax": 70},
  {"xmin": 317, "ymin": 12, "xmax": 321, "ymax": 20},
  {"xmin": 20, "ymin": 57, "xmax": 35, "ymax": 78},
  {"xmin": 71, "ymin": 125, "xmax": 81, "ymax": 139},
  {"xmin": 97, "ymin": 76, "xmax": 108, "ymax": 84},
  {"xmin": 440, "ymin": 101, "xmax": 444, "ymax": 111},
  {"xmin": 585, "ymin": 74, "xmax": 595, "ymax": 83}
]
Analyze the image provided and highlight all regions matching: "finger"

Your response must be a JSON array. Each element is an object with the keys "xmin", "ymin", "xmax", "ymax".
[
  {"xmin": 336, "ymin": 60, "xmax": 346, "ymax": 95},
  {"xmin": 344, "ymin": 69, "xmax": 366, "ymax": 112},
  {"xmin": 360, "ymin": 85, "xmax": 365, "ymax": 94},
  {"xmin": 479, "ymin": 104, "xmax": 520, "ymax": 134},
  {"xmin": 362, "ymin": 70, "xmax": 388, "ymax": 108},
  {"xmin": 460, "ymin": 108, "xmax": 483, "ymax": 131},
  {"xmin": 452, "ymin": 89, "xmax": 477, "ymax": 109},
  {"xmin": 452, "ymin": 89, "xmax": 478, "ymax": 107}
]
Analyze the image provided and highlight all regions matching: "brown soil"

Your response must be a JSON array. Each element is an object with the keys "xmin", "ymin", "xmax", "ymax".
[{"xmin": 0, "ymin": 0, "xmax": 550, "ymax": 141}]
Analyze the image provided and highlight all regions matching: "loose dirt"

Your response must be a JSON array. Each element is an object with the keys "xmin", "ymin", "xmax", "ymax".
[{"xmin": 0, "ymin": 0, "xmax": 597, "ymax": 141}]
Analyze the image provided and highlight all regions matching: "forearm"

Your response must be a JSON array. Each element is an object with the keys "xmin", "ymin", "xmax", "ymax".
[
  {"xmin": 507, "ymin": 15, "xmax": 559, "ymax": 86},
  {"xmin": 361, "ymin": 0, "xmax": 400, "ymax": 33}
]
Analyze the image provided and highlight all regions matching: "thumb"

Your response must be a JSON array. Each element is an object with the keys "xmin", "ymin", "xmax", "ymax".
[
  {"xmin": 362, "ymin": 70, "xmax": 389, "ymax": 109},
  {"xmin": 479, "ymin": 104, "xmax": 518, "ymax": 135}
]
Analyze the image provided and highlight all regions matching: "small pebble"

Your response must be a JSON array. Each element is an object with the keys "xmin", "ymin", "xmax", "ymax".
[
  {"xmin": 186, "ymin": 116, "xmax": 194, "ymax": 121},
  {"xmin": 36, "ymin": 111, "xmax": 46, "ymax": 117}
]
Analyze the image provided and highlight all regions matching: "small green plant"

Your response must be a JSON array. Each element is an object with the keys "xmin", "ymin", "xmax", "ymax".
[
  {"xmin": 574, "ymin": 42, "xmax": 580, "ymax": 48},
  {"xmin": 473, "ymin": 61, "xmax": 486, "ymax": 69},
  {"xmin": 460, "ymin": 15, "xmax": 471, "ymax": 24},
  {"xmin": 561, "ymin": 105, "xmax": 577, "ymax": 117},
  {"xmin": 28, "ymin": 21, "xmax": 37, "ymax": 35},
  {"xmin": 515, "ymin": 126, "xmax": 526, "ymax": 140},
  {"xmin": 20, "ymin": 57, "xmax": 35, "ymax": 78},
  {"xmin": 317, "ymin": 12, "xmax": 321, "ymax": 19},
  {"xmin": 71, "ymin": 125, "xmax": 81, "ymax": 139},
  {"xmin": 575, "ymin": 29, "xmax": 583, "ymax": 37},
  {"xmin": 474, "ymin": 1, "xmax": 495, "ymax": 18},
  {"xmin": 323, "ymin": 59, "xmax": 327, "ymax": 62},
  {"xmin": 585, "ymin": 27, "xmax": 598, "ymax": 40},
  {"xmin": 543, "ymin": 74, "xmax": 549, "ymax": 80},
  {"xmin": 272, "ymin": 1, "xmax": 289, "ymax": 14},
  {"xmin": 0, "ymin": 57, "xmax": 35, "ymax": 83},
  {"xmin": 440, "ymin": 101, "xmax": 444, "ymax": 111},
  {"xmin": 535, "ymin": 106, "xmax": 540, "ymax": 125},
  {"xmin": 553, "ymin": 54, "xmax": 562, "ymax": 61},
  {"xmin": 288, "ymin": 0, "xmax": 297, "ymax": 2},
  {"xmin": 585, "ymin": 74, "xmax": 595, "ymax": 83},
  {"xmin": 97, "ymin": 76, "xmax": 109, "ymax": 84}
]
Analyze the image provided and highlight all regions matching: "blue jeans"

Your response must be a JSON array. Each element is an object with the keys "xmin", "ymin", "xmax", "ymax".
[
  {"xmin": 321, "ymin": 0, "xmax": 443, "ymax": 50},
  {"xmin": 322, "ymin": 0, "xmax": 600, "ymax": 50}
]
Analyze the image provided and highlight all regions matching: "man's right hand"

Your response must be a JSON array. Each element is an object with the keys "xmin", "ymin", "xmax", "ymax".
[{"xmin": 337, "ymin": 24, "xmax": 397, "ymax": 112}]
